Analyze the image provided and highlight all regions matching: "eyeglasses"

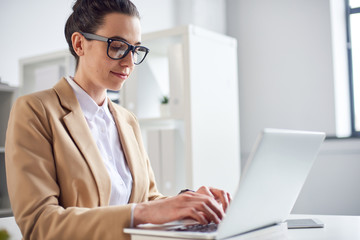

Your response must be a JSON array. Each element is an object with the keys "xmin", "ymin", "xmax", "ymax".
[{"xmin": 80, "ymin": 32, "xmax": 149, "ymax": 65}]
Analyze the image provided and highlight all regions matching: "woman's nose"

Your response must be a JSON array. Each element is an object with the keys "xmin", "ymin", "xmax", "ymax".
[{"xmin": 119, "ymin": 50, "xmax": 135, "ymax": 67}]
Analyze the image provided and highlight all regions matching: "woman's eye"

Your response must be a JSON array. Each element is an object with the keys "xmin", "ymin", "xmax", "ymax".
[
  {"xmin": 110, "ymin": 42, "xmax": 127, "ymax": 52},
  {"xmin": 110, "ymin": 46, "xmax": 125, "ymax": 52}
]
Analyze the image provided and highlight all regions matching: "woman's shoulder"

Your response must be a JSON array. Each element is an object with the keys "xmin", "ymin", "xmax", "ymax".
[
  {"xmin": 15, "ymin": 88, "xmax": 58, "ymax": 107},
  {"xmin": 11, "ymin": 88, "xmax": 67, "ymax": 120}
]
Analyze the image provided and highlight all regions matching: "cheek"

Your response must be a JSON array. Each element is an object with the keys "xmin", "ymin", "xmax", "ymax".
[
  {"xmin": 92, "ymin": 56, "xmax": 112, "ymax": 76},
  {"xmin": 129, "ymin": 65, "xmax": 135, "ymax": 75},
  {"xmin": 90, "ymin": 45, "xmax": 111, "ymax": 72}
]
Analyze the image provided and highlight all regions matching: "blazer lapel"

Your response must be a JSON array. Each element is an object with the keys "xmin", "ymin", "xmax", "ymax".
[
  {"xmin": 53, "ymin": 78, "xmax": 111, "ymax": 206},
  {"xmin": 108, "ymin": 101, "xmax": 148, "ymax": 203}
]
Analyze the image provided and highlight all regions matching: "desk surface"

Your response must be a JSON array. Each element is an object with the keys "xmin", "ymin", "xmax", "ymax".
[
  {"xmin": 1, "ymin": 214, "xmax": 360, "ymax": 239},
  {"xmin": 0, "ymin": 216, "xmax": 21, "ymax": 240},
  {"xmin": 287, "ymin": 214, "xmax": 360, "ymax": 240},
  {"xmin": 127, "ymin": 215, "xmax": 360, "ymax": 240}
]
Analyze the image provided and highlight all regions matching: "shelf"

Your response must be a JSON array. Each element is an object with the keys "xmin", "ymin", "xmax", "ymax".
[
  {"xmin": 139, "ymin": 117, "xmax": 182, "ymax": 123},
  {"xmin": 0, "ymin": 147, "xmax": 4, "ymax": 153},
  {"xmin": 122, "ymin": 25, "xmax": 240, "ymax": 194},
  {"xmin": 0, "ymin": 208, "xmax": 13, "ymax": 218},
  {"xmin": 138, "ymin": 118, "xmax": 183, "ymax": 128},
  {"xmin": 0, "ymin": 84, "xmax": 17, "ymax": 93},
  {"xmin": 19, "ymin": 50, "xmax": 75, "ymax": 96}
]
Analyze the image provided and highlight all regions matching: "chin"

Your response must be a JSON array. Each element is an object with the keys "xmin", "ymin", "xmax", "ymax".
[{"xmin": 108, "ymin": 81, "xmax": 125, "ymax": 91}]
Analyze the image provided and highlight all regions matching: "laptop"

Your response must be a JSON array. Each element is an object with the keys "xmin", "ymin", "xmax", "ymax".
[{"xmin": 124, "ymin": 128, "xmax": 326, "ymax": 239}]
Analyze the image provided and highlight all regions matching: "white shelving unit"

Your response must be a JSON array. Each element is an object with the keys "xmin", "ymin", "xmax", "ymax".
[
  {"xmin": 19, "ymin": 50, "xmax": 76, "ymax": 96},
  {"xmin": 121, "ymin": 25, "xmax": 241, "ymax": 195},
  {"xmin": 0, "ymin": 84, "xmax": 18, "ymax": 217}
]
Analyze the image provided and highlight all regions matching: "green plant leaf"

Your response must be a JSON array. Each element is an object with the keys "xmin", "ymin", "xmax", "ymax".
[
  {"xmin": 161, "ymin": 96, "xmax": 169, "ymax": 104},
  {"xmin": 0, "ymin": 230, "xmax": 10, "ymax": 240}
]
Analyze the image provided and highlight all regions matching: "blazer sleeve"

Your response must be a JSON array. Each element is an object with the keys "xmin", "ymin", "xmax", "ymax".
[{"xmin": 5, "ymin": 95, "xmax": 134, "ymax": 240}]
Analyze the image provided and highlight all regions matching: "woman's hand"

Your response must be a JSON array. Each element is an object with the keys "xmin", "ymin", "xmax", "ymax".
[
  {"xmin": 133, "ymin": 186, "xmax": 231, "ymax": 227},
  {"xmin": 133, "ymin": 190, "xmax": 225, "ymax": 226},
  {"xmin": 195, "ymin": 186, "xmax": 232, "ymax": 213}
]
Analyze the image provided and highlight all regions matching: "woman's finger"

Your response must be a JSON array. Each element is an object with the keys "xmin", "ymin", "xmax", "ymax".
[
  {"xmin": 209, "ymin": 188, "xmax": 230, "ymax": 212},
  {"xmin": 179, "ymin": 192, "xmax": 224, "ymax": 223}
]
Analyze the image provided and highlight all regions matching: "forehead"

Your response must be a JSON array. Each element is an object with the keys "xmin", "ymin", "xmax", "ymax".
[{"xmin": 96, "ymin": 12, "xmax": 141, "ymax": 44}]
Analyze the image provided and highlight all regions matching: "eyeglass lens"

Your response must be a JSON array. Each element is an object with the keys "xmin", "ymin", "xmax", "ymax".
[{"xmin": 108, "ymin": 40, "xmax": 147, "ymax": 64}]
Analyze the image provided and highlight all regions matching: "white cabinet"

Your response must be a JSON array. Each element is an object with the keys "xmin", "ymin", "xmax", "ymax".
[
  {"xmin": 19, "ymin": 50, "xmax": 76, "ymax": 96},
  {"xmin": 0, "ymin": 84, "xmax": 17, "ymax": 217},
  {"xmin": 121, "ymin": 25, "xmax": 241, "ymax": 195}
]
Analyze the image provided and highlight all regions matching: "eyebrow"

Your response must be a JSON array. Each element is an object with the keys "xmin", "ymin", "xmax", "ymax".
[{"xmin": 110, "ymin": 35, "xmax": 141, "ymax": 45}]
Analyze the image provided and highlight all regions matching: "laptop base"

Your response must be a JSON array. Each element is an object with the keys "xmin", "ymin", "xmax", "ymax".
[{"xmin": 125, "ymin": 222, "xmax": 288, "ymax": 240}]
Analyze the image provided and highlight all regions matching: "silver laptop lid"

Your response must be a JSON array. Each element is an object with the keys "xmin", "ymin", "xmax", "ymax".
[{"xmin": 217, "ymin": 128, "xmax": 325, "ymax": 239}]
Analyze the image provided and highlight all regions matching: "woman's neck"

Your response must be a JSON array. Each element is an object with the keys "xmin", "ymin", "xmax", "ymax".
[{"xmin": 72, "ymin": 74, "xmax": 107, "ymax": 106}]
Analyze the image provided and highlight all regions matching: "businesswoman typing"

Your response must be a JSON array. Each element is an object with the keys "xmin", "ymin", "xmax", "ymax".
[{"xmin": 5, "ymin": 0, "xmax": 231, "ymax": 239}]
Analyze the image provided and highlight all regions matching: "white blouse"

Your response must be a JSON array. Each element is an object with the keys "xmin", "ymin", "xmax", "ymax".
[{"xmin": 66, "ymin": 76, "xmax": 133, "ymax": 205}]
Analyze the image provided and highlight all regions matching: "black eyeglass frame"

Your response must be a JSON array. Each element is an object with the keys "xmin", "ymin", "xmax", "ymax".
[{"xmin": 80, "ymin": 32, "xmax": 149, "ymax": 65}]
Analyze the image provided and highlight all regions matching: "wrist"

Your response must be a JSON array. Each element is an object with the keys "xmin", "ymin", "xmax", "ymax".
[{"xmin": 133, "ymin": 203, "xmax": 147, "ymax": 226}]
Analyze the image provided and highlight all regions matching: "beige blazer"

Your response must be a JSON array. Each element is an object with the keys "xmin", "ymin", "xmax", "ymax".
[{"xmin": 5, "ymin": 78, "xmax": 164, "ymax": 240}]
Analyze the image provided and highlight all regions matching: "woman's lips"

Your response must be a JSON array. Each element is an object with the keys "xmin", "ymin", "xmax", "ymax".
[{"xmin": 111, "ymin": 71, "xmax": 128, "ymax": 79}]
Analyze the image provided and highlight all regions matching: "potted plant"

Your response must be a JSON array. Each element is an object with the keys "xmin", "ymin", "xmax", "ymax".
[
  {"xmin": 0, "ymin": 229, "xmax": 10, "ymax": 240},
  {"xmin": 160, "ymin": 95, "xmax": 170, "ymax": 117}
]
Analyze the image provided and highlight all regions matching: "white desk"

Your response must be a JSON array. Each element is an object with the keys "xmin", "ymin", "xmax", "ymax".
[
  {"xmin": 127, "ymin": 214, "xmax": 360, "ymax": 240},
  {"xmin": 287, "ymin": 214, "xmax": 360, "ymax": 240},
  {"xmin": 0, "ymin": 217, "xmax": 22, "ymax": 240},
  {"xmin": 1, "ymin": 214, "xmax": 360, "ymax": 239}
]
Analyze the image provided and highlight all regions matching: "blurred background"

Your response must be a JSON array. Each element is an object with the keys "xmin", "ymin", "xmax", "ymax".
[{"xmin": 1, "ymin": 0, "xmax": 360, "ymax": 216}]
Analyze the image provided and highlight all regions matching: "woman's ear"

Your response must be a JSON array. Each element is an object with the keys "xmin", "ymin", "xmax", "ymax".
[{"xmin": 72, "ymin": 32, "xmax": 85, "ymax": 57}]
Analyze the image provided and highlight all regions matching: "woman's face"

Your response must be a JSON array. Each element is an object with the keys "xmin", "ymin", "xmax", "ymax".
[{"xmin": 79, "ymin": 12, "xmax": 141, "ymax": 92}]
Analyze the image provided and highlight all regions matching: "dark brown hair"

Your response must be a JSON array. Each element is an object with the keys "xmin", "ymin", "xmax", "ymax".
[{"xmin": 64, "ymin": 0, "xmax": 140, "ymax": 69}]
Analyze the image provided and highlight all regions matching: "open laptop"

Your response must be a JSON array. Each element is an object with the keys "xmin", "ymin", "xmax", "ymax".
[{"xmin": 124, "ymin": 128, "xmax": 326, "ymax": 239}]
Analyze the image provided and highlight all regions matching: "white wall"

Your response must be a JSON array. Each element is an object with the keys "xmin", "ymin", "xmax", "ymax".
[
  {"xmin": 0, "ymin": 0, "xmax": 73, "ymax": 86},
  {"xmin": 226, "ymin": 0, "xmax": 360, "ymax": 215},
  {"xmin": 0, "ymin": 0, "xmax": 226, "ymax": 87},
  {"xmin": 226, "ymin": 0, "xmax": 336, "ymax": 153},
  {"xmin": 293, "ymin": 138, "xmax": 360, "ymax": 215},
  {"xmin": 0, "ymin": 0, "xmax": 177, "ymax": 87},
  {"xmin": 174, "ymin": 0, "xmax": 227, "ymax": 34},
  {"xmin": 131, "ymin": 0, "xmax": 176, "ymax": 33}
]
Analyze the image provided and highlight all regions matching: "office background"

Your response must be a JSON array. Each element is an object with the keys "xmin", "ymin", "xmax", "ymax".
[{"xmin": 0, "ymin": 0, "xmax": 360, "ymax": 215}]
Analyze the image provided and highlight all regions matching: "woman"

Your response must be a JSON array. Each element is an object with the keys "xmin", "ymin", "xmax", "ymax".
[{"xmin": 5, "ymin": 0, "xmax": 231, "ymax": 239}]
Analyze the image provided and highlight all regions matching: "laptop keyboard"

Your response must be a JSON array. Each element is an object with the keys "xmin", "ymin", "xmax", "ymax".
[{"xmin": 172, "ymin": 223, "xmax": 218, "ymax": 233}]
